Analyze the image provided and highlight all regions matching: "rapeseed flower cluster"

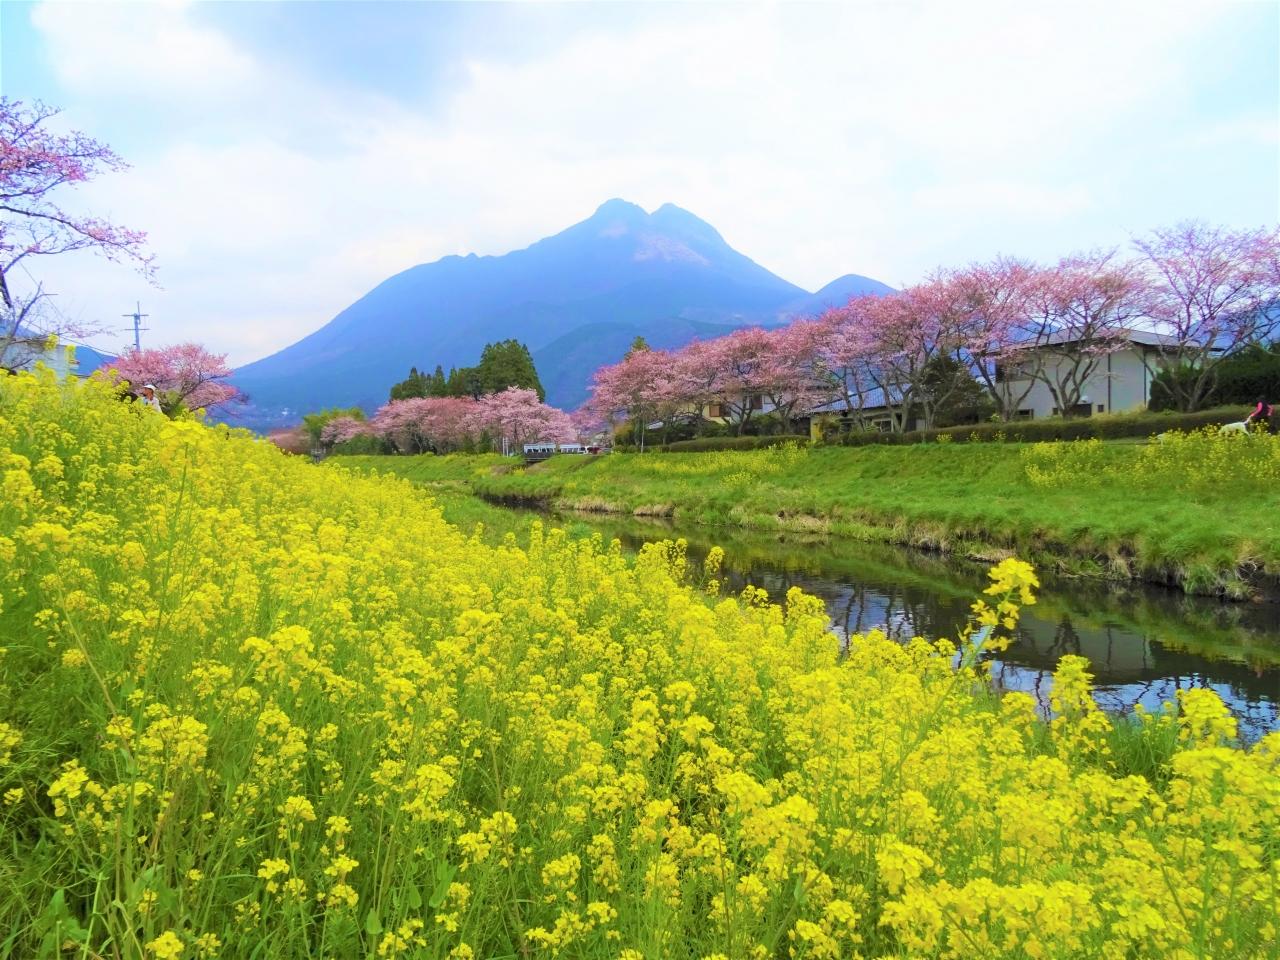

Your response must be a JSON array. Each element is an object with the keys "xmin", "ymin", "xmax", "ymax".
[
  {"xmin": 1022, "ymin": 428, "xmax": 1280, "ymax": 493},
  {"xmin": 1, "ymin": 370, "xmax": 1277, "ymax": 958}
]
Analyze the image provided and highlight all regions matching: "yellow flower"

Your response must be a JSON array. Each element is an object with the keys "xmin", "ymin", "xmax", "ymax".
[{"xmin": 146, "ymin": 930, "xmax": 185, "ymax": 959}]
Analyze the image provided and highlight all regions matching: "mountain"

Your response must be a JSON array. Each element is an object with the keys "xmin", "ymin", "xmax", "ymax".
[
  {"xmin": 532, "ymin": 317, "xmax": 753, "ymax": 411},
  {"xmin": 230, "ymin": 200, "xmax": 889, "ymax": 425},
  {"xmin": 782, "ymin": 274, "xmax": 897, "ymax": 318}
]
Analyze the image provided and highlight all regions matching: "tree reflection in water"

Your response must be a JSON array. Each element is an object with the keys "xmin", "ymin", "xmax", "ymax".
[{"xmin": 528, "ymin": 507, "xmax": 1280, "ymax": 742}]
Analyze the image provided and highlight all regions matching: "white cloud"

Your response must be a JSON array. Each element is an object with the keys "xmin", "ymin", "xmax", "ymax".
[
  {"xmin": 21, "ymin": 0, "xmax": 1275, "ymax": 365},
  {"xmin": 31, "ymin": 0, "xmax": 256, "ymax": 101}
]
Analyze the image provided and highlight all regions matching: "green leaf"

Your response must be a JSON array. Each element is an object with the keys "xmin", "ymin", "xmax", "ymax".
[
  {"xmin": 364, "ymin": 907, "xmax": 382, "ymax": 936},
  {"xmin": 428, "ymin": 862, "xmax": 457, "ymax": 909},
  {"xmin": 792, "ymin": 874, "xmax": 807, "ymax": 905},
  {"xmin": 403, "ymin": 881, "xmax": 423, "ymax": 911}
]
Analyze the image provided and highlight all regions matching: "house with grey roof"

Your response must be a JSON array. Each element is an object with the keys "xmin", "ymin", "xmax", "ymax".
[{"xmin": 993, "ymin": 329, "xmax": 1190, "ymax": 419}]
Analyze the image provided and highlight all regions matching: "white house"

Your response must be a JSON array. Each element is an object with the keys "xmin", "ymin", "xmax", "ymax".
[
  {"xmin": 2, "ymin": 325, "xmax": 115, "ymax": 379},
  {"xmin": 995, "ymin": 330, "xmax": 1182, "ymax": 419}
]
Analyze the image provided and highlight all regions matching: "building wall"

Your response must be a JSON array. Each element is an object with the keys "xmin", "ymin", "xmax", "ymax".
[
  {"xmin": 700, "ymin": 395, "xmax": 776, "ymax": 425},
  {"xmin": 4, "ymin": 339, "xmax": 79, "ymax": 378},
  {"xmin": 1002, "ymin": 345, "xmax": 1153, "ymax": 418}
]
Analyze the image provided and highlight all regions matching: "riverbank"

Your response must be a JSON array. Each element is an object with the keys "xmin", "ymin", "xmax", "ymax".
[{"xmin": 337, "ymin": 442, "xmax": 1280, "ymax": 598}]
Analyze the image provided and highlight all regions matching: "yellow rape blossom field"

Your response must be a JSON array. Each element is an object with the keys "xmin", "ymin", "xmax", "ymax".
[{"xmin": 1, "ymin": 370, "xmax": 1278, "ymax": 960}]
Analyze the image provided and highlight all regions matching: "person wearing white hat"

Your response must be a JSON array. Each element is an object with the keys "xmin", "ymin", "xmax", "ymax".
[{"xmin": 140, "ymin": 383, "xmax": 163, "ymax": 413}]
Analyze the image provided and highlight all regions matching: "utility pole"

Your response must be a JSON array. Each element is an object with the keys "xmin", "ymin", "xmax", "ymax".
[{"xmin": 122, "ymin": 302, "xmax": 149, "ymax": 351}]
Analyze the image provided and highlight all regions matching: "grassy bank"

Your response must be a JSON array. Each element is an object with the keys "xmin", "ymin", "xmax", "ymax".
[{"xmin": 338, "ymin": 443, "xmax": 1280, "ymax": 597}]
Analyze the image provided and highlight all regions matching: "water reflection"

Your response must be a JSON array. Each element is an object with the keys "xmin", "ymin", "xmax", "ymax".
[{"xmin": 538, "ymin": 509, "xmax": 1280, "ymax": 742}]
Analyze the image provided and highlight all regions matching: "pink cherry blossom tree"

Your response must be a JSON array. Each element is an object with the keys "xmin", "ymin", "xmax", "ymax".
[
  {"xmin": 104, "ymin": 343, "xmax": 241, "ymax": 413},
  {"xmin": 760, "ymin": 320, "xmax": 824, "ymax": 430},
  {"xmin": 810, "ymin": 299, "xmax": 885, "ymax": 431},
  {"xmin": 320, "ymin": 416, "xmax": 372, "ymax": 448},
  {"xmin": 476, "ymin": 387, "xmax": 577, "ymax": 450},
  {"xmin": 947, "ymin": 256, "xmax": 1044, "ymax": 421},
  {"xmin": 420, "ymin": 396, "xmax": 486, "ymax": 452},
  {"xmin": 0, "ymin": 98, "xmax": 153, "ymax": 368},
  {"xmin": 587, "ymin": 346, "xmax": 673, "ymax": 449},
  {"xmin": 694, "ymin": 327, "xmax": 779, "ymax": 435},
  {"xmin": 852, "ymin": 283, "xmax": 975, "ymax": 433},
  {"xmin": 1133, "ymin": 221, "xmax": 1280, "ymax": 411},
  {"xmin": 1026, "ymin": 251, "xmax": 1147, "ymax": 417},
  {"xmin": 370, "ymin": 398, "xmax": 436, "ymax": 454}
]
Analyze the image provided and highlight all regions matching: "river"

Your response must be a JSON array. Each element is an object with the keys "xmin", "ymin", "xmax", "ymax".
[{"xmin": 499, "ymin": 503, "xmax": 1280, "ymax": 742}]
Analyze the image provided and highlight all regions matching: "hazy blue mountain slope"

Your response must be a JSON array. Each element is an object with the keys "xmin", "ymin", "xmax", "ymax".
[
  {"xmin": 229, "ymin": 200, "xmax": 889, "ymax": 426},
  {"xmin": 533, "ymin": 317, "xmax": 752, "ymax": 410},
  {"xmin": 781, "ymin": 273, "xmax": 897, "ymax": 318}
]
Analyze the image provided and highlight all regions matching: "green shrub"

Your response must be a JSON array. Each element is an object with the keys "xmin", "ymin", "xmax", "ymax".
[
  {"xmin": 1150, "ymin": 344, "xmax": 1280, "ymax": 412},
  {"xmin": 330, "ymin": 433, "xmax": 390, "ymax": 455},
  {"xmin": 658, "ymin": 434, "xmax": 811, "ymax": 453},
  {"xmin": 834, "ymin": 407, "xmax": 1252, "ymax": 446}
]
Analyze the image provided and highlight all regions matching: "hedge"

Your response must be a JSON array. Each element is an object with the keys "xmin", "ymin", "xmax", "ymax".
[
  {"xmin": 833, "ymin": 407, "xmax": 1253, "ymax": 446},
  {"xmin": 657, "ymin": 434, "xmax": 812, "ymax": 453}
]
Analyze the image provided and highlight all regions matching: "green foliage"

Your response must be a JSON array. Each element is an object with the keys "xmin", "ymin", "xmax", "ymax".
[
  {"xmin": 301, "ymin": 406, "xmax": 365, "ymax": 444},
  {"xmin": 390, "ymin": 365, "xmax": 448, "ymax": 400},
  {"xmin": 658, "ymin": 434, "xmax": 811, "ymax": 452},
  {"xmin": 476, "ymin": 339, "xmax": 544, "ymax": 400},
  {"xmin": 397, "ymin": 341, "xmax": 544, "ymax": 402},
  {"xmin": 921, "ymin": 356, "xmax": 997, "ymax": 427},
  {"xmin": 833, "ymin": 406, "xmax": 1251, "ymax": 446},
  {"xmin": 331, "ymin": 432, "xmax": 388, "ymax": 455},
  {"xmin": 1150, "ymin": 344, "xmax": 1280, "ymax": 412}
]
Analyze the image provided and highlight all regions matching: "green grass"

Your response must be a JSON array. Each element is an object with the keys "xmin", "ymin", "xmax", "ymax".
[{"xmin": 334, "ymin": 446, "xmax": 1280, "ymax": 597}]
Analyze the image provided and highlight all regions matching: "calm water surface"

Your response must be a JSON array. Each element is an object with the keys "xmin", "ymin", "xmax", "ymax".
[{"xmin": 525, "ymin": 507, "xmax": 1280, "ymax": 741}]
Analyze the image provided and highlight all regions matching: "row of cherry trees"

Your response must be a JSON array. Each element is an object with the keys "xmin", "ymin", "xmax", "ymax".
[
  {"xmin": 587, "ymin": 222, "xmax": 1280, "ymax": 435},
  {"xmin": 323, "ymin": 387, "xmax": 577, "ymax": 454}
]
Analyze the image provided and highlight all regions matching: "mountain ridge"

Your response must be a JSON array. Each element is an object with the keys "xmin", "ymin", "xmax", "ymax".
[{"xmin": 229, "ymin": 200, "xmax": 892, "ymax": 426}]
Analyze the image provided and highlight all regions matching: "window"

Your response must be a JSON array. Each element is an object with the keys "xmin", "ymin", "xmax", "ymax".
[
  {"xmin": 1016, "ymin": 409, "xmax": 1034, "ymax": 420},
  {"xmin": 751, "ymin": 395, "xmax": 764, "ymax": 411},
  {"xmin": 1096, "ymin": 404, "xmax": 1105, "ymax": 413},
  {"xmin": 706, "ymin": 403, "xmax": 723, "ymax": 419}
]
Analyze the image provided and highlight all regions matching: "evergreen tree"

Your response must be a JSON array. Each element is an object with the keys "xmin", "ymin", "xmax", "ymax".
[
  {"xmin": 389, "ymin": 366, "xmax": 429, "ymax": 401},
  {"xmin": 626, "ymin": 336, "xmax": 650, "ymax": 358},
  {"xmin": 445, "ymin": 366, "xmax": 484, "ymax": 399},
  {"xmin": 476, "ymin": 339, "xmax": 545, "ymax": 400},
  {"xmin": 395, "ymin": 342, "xmax": 543, "ymax": 403},
  {"xmin": 426, "ymin": 364, "xmax": 448, "ymax": 397}
]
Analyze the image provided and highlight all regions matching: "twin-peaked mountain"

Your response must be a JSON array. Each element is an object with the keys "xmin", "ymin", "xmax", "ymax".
[{"xmin": 230, "ymin": 199, "xmax": 893, "ymax": 426}]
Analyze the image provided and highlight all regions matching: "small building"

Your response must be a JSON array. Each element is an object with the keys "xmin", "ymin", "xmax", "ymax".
[
  {"xmin": 994, "ymin": 330, "xmax": 1183, "ymax": 419},
  {"xmin": 810, "ymin": 331, "xmax": 1188, "ymax": 437},
  {"xmin": 2, "ymin": 327, "xmax": 115, "ymax": 379},
  {"xmin": 809, "ymin": 387, "xmax": 922, "ymax": 438},
  {"xmin": 700, "ymin": 394, "xmax": 773, "ymax": 424}
]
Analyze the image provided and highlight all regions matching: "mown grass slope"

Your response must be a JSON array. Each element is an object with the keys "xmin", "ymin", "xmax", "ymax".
[{"xmin": 344, "ymin": 442, "xmax": 1280, "ymax": 596}]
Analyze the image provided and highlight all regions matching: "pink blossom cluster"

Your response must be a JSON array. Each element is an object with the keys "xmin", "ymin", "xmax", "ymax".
[
  {"xmin": 103, "ymin": 343, "xmax": 240, "ymax": 412},
  {"xmin": 354, "ymin": 388, "xmax": 578, "ymax": 454},
  {"xmin": 586, "ymin": 221, "xmax": 1280, "ymax": 430},
  {"xmin": 0, "ymin": 98, "xmax": 153, "ymax": 299}
]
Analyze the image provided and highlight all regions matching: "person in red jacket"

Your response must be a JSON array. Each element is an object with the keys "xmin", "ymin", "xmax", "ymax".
[{"xmin": 1245, "ymin": 396, "xmax": 1272, "ymax": 433}]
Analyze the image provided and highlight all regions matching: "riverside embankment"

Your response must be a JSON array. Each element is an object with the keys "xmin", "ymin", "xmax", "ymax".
[{"xmin": 338, "ymin": 439, "xmax": 1280, "ymax": 598}]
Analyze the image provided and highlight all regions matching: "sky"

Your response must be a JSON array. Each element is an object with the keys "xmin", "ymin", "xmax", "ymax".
[{"xmin": 2, "ymin": 0, "xmax": 1277, "ymax": 366}]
